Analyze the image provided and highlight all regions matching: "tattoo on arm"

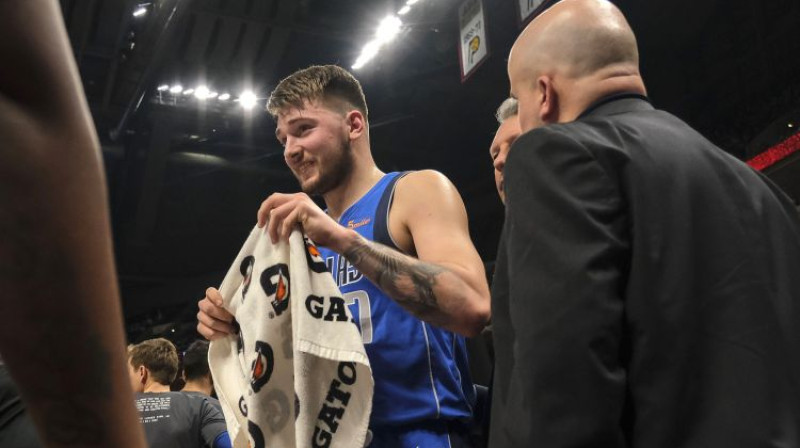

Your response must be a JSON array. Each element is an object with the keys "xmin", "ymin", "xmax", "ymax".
[{"xmin": 343, "ymin": 238, "xmax": 445, "ymax": 315}]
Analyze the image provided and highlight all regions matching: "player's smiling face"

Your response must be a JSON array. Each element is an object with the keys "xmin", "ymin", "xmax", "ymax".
[{"xmin": 275, "ymin": 100, "xmax": 353, "ymax": 195}]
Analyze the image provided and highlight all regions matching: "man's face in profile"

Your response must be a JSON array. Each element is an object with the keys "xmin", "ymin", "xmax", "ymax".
[{"xmin": 489, "ymin": 115, "xmax": 521, "ymax": 204}]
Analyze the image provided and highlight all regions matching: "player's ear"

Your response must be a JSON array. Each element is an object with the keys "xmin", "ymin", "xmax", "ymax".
[{"xmin": 345, "ymin": 110, "xmax": 367, "ymax": 140}]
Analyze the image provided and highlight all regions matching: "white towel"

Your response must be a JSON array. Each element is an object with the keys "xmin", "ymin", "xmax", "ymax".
[{"xmin": 209, "ymin": 226, "xmax": 373, "ymax": 448}]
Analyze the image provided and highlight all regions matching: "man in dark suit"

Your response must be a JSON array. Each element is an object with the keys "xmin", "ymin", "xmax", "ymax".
[{"xmin": 490, "ymin": 0, "xmax": 800, "ymax": 446}]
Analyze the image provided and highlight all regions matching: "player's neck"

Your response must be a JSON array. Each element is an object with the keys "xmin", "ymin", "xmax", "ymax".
[
  {"xmin": 143, "ymin": 381, "xmax": 171, "ymax": 393},
  {"xmin": 323, "ymin": 161, "xmax": 384, "ymax": 221}
]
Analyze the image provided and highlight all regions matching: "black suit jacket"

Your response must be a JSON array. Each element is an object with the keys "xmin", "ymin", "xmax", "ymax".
[{"xmin": 490, "ymin": 94, "xmax": 800, "ymax": 447}]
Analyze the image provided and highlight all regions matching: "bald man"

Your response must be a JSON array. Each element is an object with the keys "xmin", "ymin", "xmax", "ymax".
[
  {"xmin": 489, "ymin": 98, "xmax": 521, "ymax": 204},
  {"xmin": 490, "ymin": 0, "xmax": 800, "ymax": 446}
]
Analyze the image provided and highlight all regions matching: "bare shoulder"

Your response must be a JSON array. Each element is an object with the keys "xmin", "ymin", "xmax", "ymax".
[
  {"xmin": 387, "ymin": 170, "xmax": 466, "ymax": 255},
  {"xmin": 394, "ymin": 169, "xmax": 461, "ymax": 203},
  {"xmin": 392, "ymin": 169, "xmax": 468, "ymax": 225}
]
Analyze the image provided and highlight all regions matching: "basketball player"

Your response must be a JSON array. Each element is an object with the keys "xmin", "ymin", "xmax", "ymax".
[{"xmin": 198, "ymin": 65, "xmax": 490, "ymax": 447}]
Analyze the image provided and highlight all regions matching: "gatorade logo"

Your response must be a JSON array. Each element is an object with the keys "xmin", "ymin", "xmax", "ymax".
[
  {"xmin": 304, "ymin": 236, "xmax": 328, "ymax": 273},
  {"xmin": 239, "ymin": 396, "xmax": 248, "ymax": 417},
  {"xmin": 305, "ymin": 295, "xmax": 351, "ymax": 323},
  {"xmin": 248, "ymin": 420, "xmax": 265, "ymax": 448},
  {"xmin": 250, "ymin": 341, "xmax": 274, "ymax": 393},
  {"xmin": 261, "ymin": 264, "xmax": 290, "ymax": 317},
  {"xmin": 239, "ymin": 256, "xmax": 255, "ymax": 302},
  {"xmin": 311, "ymin": 362, "xmax": 357, "ymax": 447}
]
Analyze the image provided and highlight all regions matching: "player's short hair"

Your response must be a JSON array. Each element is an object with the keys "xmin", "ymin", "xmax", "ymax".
[
  {"xmin": 182, "ymin": 340, "xmax": 211, "ymax": 381},
  {"xmin": 495, "ymin": 97, "xmax": 518, "ymax": 124},
  {"xmin": 128, "ymin": 338, "xmax": 179, "ymax": 386},
  {"xmin": 267, "ymin": 65, "xmax": 368, "ymax": 120}
]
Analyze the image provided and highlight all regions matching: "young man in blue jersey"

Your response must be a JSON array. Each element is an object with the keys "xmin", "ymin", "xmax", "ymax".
[{"xmin": 197, "ymin": 65, "xmax": 490, "ymax": 447}]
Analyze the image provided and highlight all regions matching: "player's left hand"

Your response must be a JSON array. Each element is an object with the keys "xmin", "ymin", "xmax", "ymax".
[{"xmin": 257, "ymin": 192, "xmax": 350, "ymax": 250}]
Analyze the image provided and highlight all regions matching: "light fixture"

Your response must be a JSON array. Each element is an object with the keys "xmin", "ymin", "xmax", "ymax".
[
  {"xmin": 157, "ymin": 84, "xmax": 169, "ymax": 91},
  {"xmin": 789, "ymin": 123, "xmax": 795, "ymax": 128},
  {"xmin": 407, "ymin": 0, "xmax": 419, "ymax": 5},
  {"xmin": 169, "ymin": 85, "xmax": 183, "ymax": 94},
  {"xmin": 239, "ymin": 90, "xmax": 257, "ymax": 110},
  {"xmin": 207, "ymin": 91, "xmax": 219, "ymax": 99},
  {"xmin": 353, "ymin": 15, "xmax": 404, "ymax": 70},
  {"xmin": 183, "ymin": 88, "xmax": 194, "ymax": 95},
  {"xmin": 133, "ymin": 6, "xmax": 147, "ymax": 17},
  {"xmin": 218, "ymin": 93, "xmax": 231, "ymax": 101},
  {"xmin": 375, "ymin": 15, "xmax": 402, "ymax": 44},
  {"xmin": 352, "ymin": 41, "xmax": 381, "ymax": 70},
  {"xmin": 194, "ymin": 85, "xmax": 210, "ymax": 100},
  {"xmin": 398, "ymin": 5, "xmax": 411, "ymax": 15}
]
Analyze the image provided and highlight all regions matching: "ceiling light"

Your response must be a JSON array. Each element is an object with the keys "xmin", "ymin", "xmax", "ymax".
[
  {"xmin": 789, "ymin": 123, "xmax": 795, "ymax": 128},
  {"xmin": 183, "ymin": 88, "xmax": 194, "ymax": 95},
  {"xmin": 157, "ymin": 84, "xmax": 169, "ymax": 92},
  {"xmin": 352, "ymin": 41, "xmax": 381, "ymax": 70},
  {"xmin": 169, "ymin": 85, "xmax": 183, "ymax": 94},
  {"xmin": 194, "ymin": 85, "xmax": 210, "ymax": 100},
  {"xmin": 133, "ymin": 6, "xmax": 147, "ymax": 17},
  {"xmin": 407, "ymin": 0, "xmax": 419, "ymax": 5},
  {"xmin": 375, "ymin": 16, "xmax": 402, "ymax": 44},
  {"xmin": 398, "ymin": 5, "xmax": 411, "ymax": 15},
  {"xmin": 218, "ymin": 93, "xmax": 231, "ymax": 101},
  {"xmin": 207, "ymin": 91, "xmax": 219, "ymax": 99},
  {"xmin": 239, "ymin": 90, "xmax": 257, "ymax": 110}
]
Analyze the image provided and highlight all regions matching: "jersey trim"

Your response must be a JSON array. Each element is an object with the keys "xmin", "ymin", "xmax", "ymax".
[
  {"xmin": 421, "ymin": 322, "xmax": 442, "ymax": 418},
  {"xmin": 373, "ymin": 171, "xmax": 410, "ymax": 252}
]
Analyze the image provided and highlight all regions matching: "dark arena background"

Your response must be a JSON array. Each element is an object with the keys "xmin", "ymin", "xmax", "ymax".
[{"xmin": 57, "ymin": 0, "xmax": 800, "ymax": 365}]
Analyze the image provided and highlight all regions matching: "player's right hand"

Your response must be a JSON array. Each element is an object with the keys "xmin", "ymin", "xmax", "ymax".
[{"xmin": 197, "ymin": 287, "xmax": 236, "ymax": 340}]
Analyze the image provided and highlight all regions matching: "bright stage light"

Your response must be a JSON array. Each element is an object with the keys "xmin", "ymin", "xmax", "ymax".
[
  {"xmin": 375, "ymin": 16, "xmax": 402, "ymax": 44},
  {"xmin": 239, "ymin": 90, "xmax": 257, "ymax": 110},
  {"xmin": 194, "ymin": 85, "xmax": 210, "ymax": 100}
]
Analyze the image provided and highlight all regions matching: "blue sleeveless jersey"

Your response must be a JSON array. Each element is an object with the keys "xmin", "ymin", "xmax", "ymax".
[{"xmin": 317, "ymin": 172, "xmax": 475, "ymax": 427}]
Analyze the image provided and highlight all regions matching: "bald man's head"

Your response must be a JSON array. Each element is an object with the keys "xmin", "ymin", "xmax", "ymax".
[{"xmin": 508, "ymin": 0, "xmax": 645, "ymax": 131}]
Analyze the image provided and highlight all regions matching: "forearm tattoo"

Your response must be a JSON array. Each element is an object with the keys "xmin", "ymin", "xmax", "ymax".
[{"xmin": 343, "ymin": 238, "xmax": 446, "ymax": 316}]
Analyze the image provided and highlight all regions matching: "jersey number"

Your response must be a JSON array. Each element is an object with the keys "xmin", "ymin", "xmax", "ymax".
[{"xmin": 343, "ymin": 290, "xmax": 372, "ymax": 344}]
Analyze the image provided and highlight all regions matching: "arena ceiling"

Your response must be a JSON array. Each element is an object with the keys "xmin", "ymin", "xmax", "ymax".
[{"xmin": 58, "ymin": 0, "xmax": 800, "ymax": 344}]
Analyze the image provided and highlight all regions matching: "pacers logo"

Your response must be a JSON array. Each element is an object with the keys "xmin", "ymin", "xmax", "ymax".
[
  {"xmin": 250, "ymin": 341, "xmax": 274, "ymax": 393},
  {"xmin": 468, "ymin": 35, "xmax": 480, "ymax": 64},
  {"xmin": 261, "ymin": 264, "xmax": 290, "ymax": 317}
]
